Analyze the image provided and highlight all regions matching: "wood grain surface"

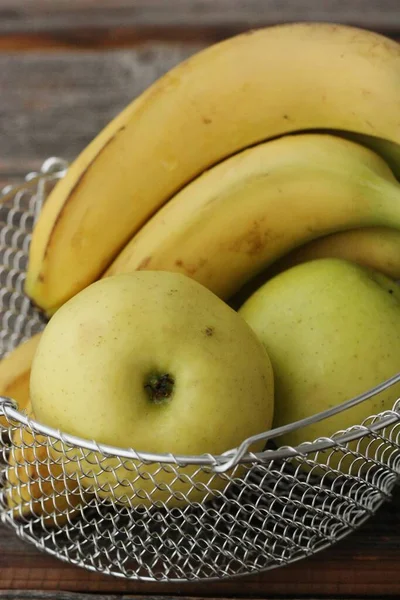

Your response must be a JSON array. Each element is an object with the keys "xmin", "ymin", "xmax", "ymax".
[
  {"xmin": 1, "ymin": 0, "xmax": 399, "ymax": 32},
  {"xmin": 0, "ymin": 2, "xmax": 400, "ymax": 597},
  {"xmin": 0, "ymin": 590, "xmax": 370, "ymax": 600},
  {"xmin": 0, "ymin": 0, "xmax": 399, "ymax": 50},
  {"xmin": 0, "ymin": 595, "xmax": 369, "ymax": 600}
]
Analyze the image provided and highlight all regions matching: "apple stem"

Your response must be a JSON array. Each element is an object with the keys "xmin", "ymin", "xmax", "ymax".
[{"xmin": 144, "ymin": 372, "xmax": 175, "ymax": 404}]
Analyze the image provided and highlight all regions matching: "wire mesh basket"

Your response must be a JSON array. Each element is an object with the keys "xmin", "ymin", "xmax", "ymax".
[{"xmin": 0, "ymin": 159, "xmax": 400, "ymax": 581}]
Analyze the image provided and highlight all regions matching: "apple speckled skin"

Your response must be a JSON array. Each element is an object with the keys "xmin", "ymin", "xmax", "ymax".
[
  {"xmin": 31, "ymin": 271, "xmax": 274, "ymax": 506},
  {"xmin": 240, "ymin": 258, "xmax": 400, "ymax": 471}
]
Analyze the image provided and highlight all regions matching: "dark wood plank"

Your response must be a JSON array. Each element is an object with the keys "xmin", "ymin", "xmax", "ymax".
[
  {"xmin": 0, "ymin": 595, "xmax": 359, "ymax": 600},
  {"xmin": 0, "ymin": 29, "xmax": 224, "ymax": 52},
  {"xmin": 0, "ymin": 0, "xmax": 399, "ymax": 51},
  {"xmin": 0, "ymin": 29, "xmax": 399, "ymax": 54},
  {"xmin": 0, "ymin": 487, "xmax": 399, "ymax": 596},
  {"xmin": 1, "ymin": 0, "xmax": 400, "ymax": 33},
  {"xmin": 0, "ymin": 595, "xmax": 118, "ymax": 600},
  {"xmin": 1, "ymin": 1, "xmax": 399, "ymax": 52},
  {"xmin": 0, "ymin": 595, "xmax": 358, "ymax": 600}
]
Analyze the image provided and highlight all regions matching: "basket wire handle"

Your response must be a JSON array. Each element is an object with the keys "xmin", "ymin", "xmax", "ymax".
[{"xmin": 213, "ymin": 371, "xmax": 400, "ymax": 472}]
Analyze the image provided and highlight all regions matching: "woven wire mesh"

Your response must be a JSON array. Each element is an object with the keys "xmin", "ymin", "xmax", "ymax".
[{"xmin": 0, "ymin": 161, "xmax": 400, "ymax": 581}]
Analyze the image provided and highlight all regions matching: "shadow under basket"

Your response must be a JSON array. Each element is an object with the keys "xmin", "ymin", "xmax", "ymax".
[{"xmin": 0, "ymin": 159, "xmax": 400, "ymax": 582}]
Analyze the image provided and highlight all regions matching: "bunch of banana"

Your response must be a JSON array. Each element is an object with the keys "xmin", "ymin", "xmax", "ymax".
[
  {"xmin": 104, "ymin": 133, "xmax": 400, "ymax": 298},
  {"xmin": 25, "ymin": 22, "xmax": 400, "ymax": 315},
  {"xmin": 0, "ymin": 336, "xmax": 89, "ymax": 526}
]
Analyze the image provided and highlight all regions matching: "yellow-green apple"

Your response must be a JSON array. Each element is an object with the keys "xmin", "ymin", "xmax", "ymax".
[
  {"xmin": 30, "ymin": 271, "xmax": 274, "ymax": 506},
  {"xmin": 239, "ymin": 258, "xmax": 400, "ymax": 473}
]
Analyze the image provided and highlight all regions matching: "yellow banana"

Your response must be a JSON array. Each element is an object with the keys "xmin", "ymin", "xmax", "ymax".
[
  {"xmin": 0, "ymin": 334, "xmax": 90, "ymax": 526},
  {"xmin": 0, "ymin": 333, "xmax": 42, "ymax": 427},
  {"xmin": 25, "ymin": 22, "xmax": 400, "ymax": 315},
  {"xmin": 229, "ymin": 227, "xmax": 400, "ymax": 310},
  {"xmin": 272, "ymin": 227, "xmax": 400, "ymax": 279},
  {"xmin": 105, "ymin": 134, "xmax": 400, "ymax": 299}
]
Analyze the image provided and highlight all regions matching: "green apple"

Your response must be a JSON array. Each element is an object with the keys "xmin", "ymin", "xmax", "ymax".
[
  {"xmin": 30, "ymin": 271, "xmax": 274, "ymax": 507},
  {"xmin": 239, "ymin": 258, "xmax": 400, "ymax": 473}
]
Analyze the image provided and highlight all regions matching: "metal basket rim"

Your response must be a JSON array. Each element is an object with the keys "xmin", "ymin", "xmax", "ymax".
[{"xmin": 1, "ymin": 395, "xmax": 400, "ymax": 470}]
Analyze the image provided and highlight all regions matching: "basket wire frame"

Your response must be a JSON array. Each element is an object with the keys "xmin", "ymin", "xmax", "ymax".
[{"xmin": 0, "ymin": 160, "xmax": 399, "ymax": 581}]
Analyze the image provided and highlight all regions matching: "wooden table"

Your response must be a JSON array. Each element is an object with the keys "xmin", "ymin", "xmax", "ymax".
[{"xmin": 1, "ymin": 2, "xmax": 400, "ymax": 598}]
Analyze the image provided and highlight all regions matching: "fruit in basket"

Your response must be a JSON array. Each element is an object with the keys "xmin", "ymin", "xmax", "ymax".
[
  {"xmin": 239, "ymin": 258, "xmax": 400, "ymax": 471},
  {"xmin": 30, "ymin": 271, "xmax": 274, "ymax": 507},
  {"xmin": 0, "ymin": 333, "xmax": 42, "ymax": 427},
  {"xmin": 5, "ymin": 401, "xmax": 90, "ymax": 527},
  {"xmin": 105, "ymin": 134, "xmax": 400, "ymax": 298},
  {"xmin": 25, "ymin": 22, "xmax": 400, "ymax": 315}
]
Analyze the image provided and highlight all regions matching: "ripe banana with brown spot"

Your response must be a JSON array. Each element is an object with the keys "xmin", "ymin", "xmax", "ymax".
[
  {"xmin": 25, "ymin": 22, "xmax": 400, "ymax": 315},
  {"xmin": 105, "ymin": 134, "xmax": 400, "ymax": 300},
  {"xmin": 272, "ymin": 227, "xmax": 400, "ymax": 279},
  {"xmin": 229, "ymin": 227, "xmax": 400, "ymax": 310}
]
